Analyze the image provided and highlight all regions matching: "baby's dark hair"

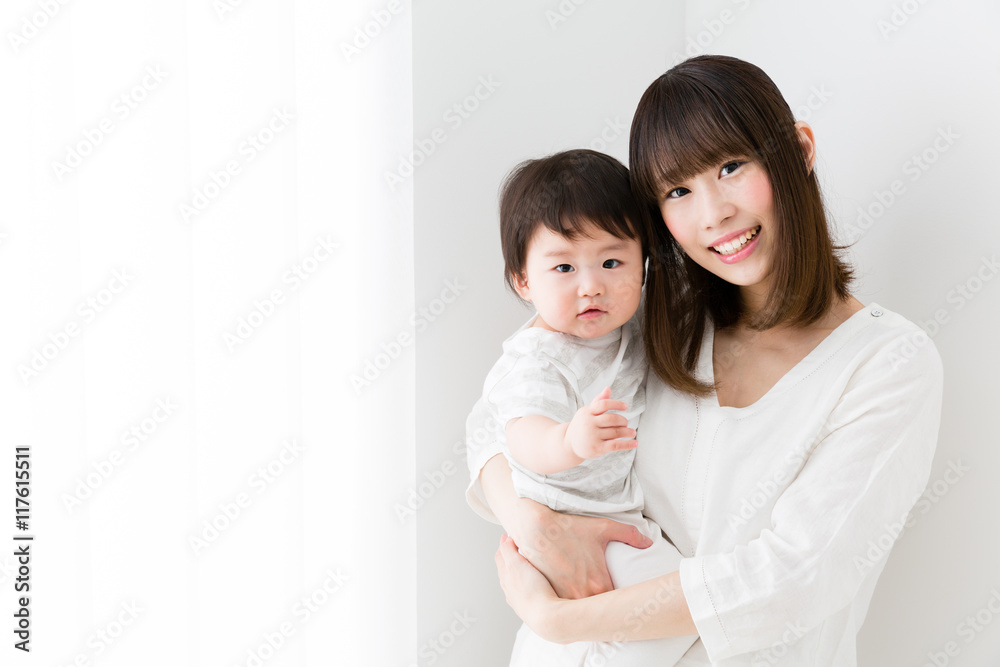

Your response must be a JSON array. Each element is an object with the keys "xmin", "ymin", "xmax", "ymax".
[{"xmin": 499, "ymin": 149, "xmax": 650, "ymax": 295}]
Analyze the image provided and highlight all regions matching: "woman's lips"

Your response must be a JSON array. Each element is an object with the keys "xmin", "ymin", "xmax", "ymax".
[
  {"xmin": 711, "ymin": 225, "xmax": 761, "ymax": 255},
  {"xmin": 714, "ymin": 228, "xmax": 761, "ymax": 265}
]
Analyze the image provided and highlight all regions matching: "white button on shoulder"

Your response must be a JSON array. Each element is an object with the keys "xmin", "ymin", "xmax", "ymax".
[{"xmin": 871, "ymin": 308, "xmax": 883, "ymax": 317}]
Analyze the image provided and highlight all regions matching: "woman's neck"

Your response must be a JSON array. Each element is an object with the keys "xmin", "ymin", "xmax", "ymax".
[{"xmin": 737, "ymin": 282, "xmax": 770, "ymax": 323}]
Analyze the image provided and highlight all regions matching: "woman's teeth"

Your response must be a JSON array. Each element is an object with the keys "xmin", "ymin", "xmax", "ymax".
[{"xmin": 713, "ymin": 226, "xmax": 760, "ymax": 256}]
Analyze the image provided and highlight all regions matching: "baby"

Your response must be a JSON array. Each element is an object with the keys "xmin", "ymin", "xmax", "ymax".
[{"xmin": 468, "ymin": 150, "xmax": 696, "ymax": 666}]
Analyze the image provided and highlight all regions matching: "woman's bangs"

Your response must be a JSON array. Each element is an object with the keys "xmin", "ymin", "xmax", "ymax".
[
  {"xmin": 658, "ymin": 103, "xmax": 752, "ymax": 191},
  {"xmin": 633, "ymin": 79, "xmax": 754, "ymax": 201}
]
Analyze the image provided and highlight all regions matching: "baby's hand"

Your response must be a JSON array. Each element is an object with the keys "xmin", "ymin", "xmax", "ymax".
[{"xmin": 565, "ymin": 387, "xmax": 637, "ymax": 460}]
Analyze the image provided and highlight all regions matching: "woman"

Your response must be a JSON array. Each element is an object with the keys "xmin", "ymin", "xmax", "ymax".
[{"xmin": 469, "ymin": 55, "xmax": 942, "ymax": 665}]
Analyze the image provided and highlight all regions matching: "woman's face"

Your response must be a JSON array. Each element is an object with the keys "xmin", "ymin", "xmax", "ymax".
[{"xmin": 658, "ymin": 158, "xmax": 776, "ymax": 295}]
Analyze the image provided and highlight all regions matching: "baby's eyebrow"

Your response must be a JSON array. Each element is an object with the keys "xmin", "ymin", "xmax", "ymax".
[{"xmin": 541, "ymin": 240, "xmax": 631, "ymax": 258}]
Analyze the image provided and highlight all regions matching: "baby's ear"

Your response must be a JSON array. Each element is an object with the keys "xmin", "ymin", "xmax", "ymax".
[{"xmin": 511, "ymin": 272, "xmax": 531, "ymax": 301}]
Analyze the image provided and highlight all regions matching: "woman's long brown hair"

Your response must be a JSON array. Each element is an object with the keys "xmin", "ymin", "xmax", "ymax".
[{"xmin": 629, "ymin": 55, "xmax": 853, "ymax": 396}]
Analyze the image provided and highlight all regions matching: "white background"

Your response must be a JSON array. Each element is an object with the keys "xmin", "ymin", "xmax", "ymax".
[{"xmin": 2, "ymin": 1, "xmax": 998, "ymax": 666}]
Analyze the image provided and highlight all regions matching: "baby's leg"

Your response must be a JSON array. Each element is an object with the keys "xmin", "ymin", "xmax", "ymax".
[{"xmin": 579, "ymin": 533, "xmax": 697, "ymax": 666}]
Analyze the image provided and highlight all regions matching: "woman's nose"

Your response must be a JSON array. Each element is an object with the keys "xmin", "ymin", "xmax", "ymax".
[{"xmin": 700, "ymin": 184, "xmax": 736, "ymax": 229}]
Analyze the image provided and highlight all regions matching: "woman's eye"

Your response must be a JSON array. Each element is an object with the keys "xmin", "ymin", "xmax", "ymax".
[
  {"xmin": 720, "ymin": 161, "xmax": 744, "ymax": 176},
  {"xmin": 665, "ymin": 187, "xmax": 690, "ymax": 199},
  {"xmin": 602, "ymin": 259, "xmax": 621, "ymax": 269},
  {"xmin": 554, "ymin": 264, "xmax": 574, "ymax": 273}
]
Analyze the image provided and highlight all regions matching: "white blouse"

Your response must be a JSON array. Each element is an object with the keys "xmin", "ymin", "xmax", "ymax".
[{"xmin": 466, "ymin": 304, "xmax": 943, "ymax": 666}]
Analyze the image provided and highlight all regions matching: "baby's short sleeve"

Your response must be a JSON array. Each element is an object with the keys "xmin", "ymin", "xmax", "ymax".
[{"xmin": 483, "ymin": 333, "xmax": 580, "ymax": 427}]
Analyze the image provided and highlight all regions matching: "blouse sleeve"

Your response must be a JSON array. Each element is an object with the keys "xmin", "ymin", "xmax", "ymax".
[{"xmin": 679, "ymin": 327, "xmax": 944, "ymax": 661}]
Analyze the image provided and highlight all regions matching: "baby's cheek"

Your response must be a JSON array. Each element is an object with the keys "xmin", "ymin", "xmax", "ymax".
[{"xmin": 616, "ymin": 273, "xmax": 644, "ymax": 302}]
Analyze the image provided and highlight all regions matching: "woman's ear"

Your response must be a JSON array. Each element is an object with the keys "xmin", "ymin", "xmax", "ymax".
[
  {"xmin": 794, "ymin": 121, "xmax": 817, "ymax": 173},
  {"xmin": 512, "ymin": 272, "xmax": 531, "ymax": 301}
]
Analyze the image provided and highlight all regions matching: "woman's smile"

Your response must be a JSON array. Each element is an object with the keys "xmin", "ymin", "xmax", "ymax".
[{"xmin": 711, "ymin": 225, "xmax": 762, "ymax": 264}]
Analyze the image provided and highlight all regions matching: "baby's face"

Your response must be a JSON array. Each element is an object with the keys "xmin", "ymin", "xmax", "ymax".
[{"xmin": 514, "ymin": 224, "xmax": 643, "ymax": 339}]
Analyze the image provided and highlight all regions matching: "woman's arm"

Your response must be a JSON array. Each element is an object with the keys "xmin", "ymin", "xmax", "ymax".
[
  {"xmin": 495, "ymin": 534, "xmax": 696, "ymax": 643},
  {"xmin": 493, "ymin": 321, "xmax": 943, "ymax": 654},
  {"xmin": 478, "ymin": 453, "xmax": 652, "ymax": 599}
]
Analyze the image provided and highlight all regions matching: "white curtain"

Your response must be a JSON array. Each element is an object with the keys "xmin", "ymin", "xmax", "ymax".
[{"xmin": 2, "ymin": 1, "xmax": 415, "ymax": 664}]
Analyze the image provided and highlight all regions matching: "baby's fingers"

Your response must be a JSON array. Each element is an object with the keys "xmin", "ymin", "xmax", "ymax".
[
  {"xmin": 595, "ymin": 413, "xmax": 630, "ymax": 429},
  {"xmin": 601, "ymin": 437, "xmax": 638, "ymax": 451},
  {"xmin": 589, "ymin": 397, "xmax": 629, "ymax": 416}
]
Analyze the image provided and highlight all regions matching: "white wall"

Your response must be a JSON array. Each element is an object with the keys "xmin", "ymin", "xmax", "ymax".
[{"xmin": 414, "ymin": 1, "xmax": 1000, "ymax": 665}]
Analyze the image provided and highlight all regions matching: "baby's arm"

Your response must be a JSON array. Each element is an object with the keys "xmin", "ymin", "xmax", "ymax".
[{"xmin": 505, "ymin": 387, "xmax": 637, "ymax": 475}]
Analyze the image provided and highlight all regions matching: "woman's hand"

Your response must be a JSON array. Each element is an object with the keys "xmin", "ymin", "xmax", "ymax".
[
  {"xmin": 495, "ymin": 534, "xmax": 564, "ymax": 639},
  {"xmin": 479, "ymin": 453, "xmax": 651, "ymax": 598},
  {"xmin": 515, "ymin": 504, "xmax": 652, "ymax": 599}
]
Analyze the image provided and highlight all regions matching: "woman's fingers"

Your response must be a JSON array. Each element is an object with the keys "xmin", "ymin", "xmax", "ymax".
[
  {"xmin": 599, "ymin": 518, "xmax": 653, "ymax": 550},
  {"xmin": 519, "ymin": 512, "xmax": 616, "ymax": 598},
  {"xmin": 495, "ymin": 534, "xmax": 561, "ymax": 631}
]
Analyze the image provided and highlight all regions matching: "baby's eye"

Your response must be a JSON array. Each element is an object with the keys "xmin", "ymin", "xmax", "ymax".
[
  {"xmin": 720, "ymin": 161, "xmax": 744, "ymax": 176},
  {"xmin": 602, "ymin": 259, "xmax": 622, "ymax": 269},
  {"xmin": 554, "ymin": 264, "xmax": 574, "ymax": 273},
  {"xmin": 665, "ymin": 187, "xmax": 690, "ymax": 200}
]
